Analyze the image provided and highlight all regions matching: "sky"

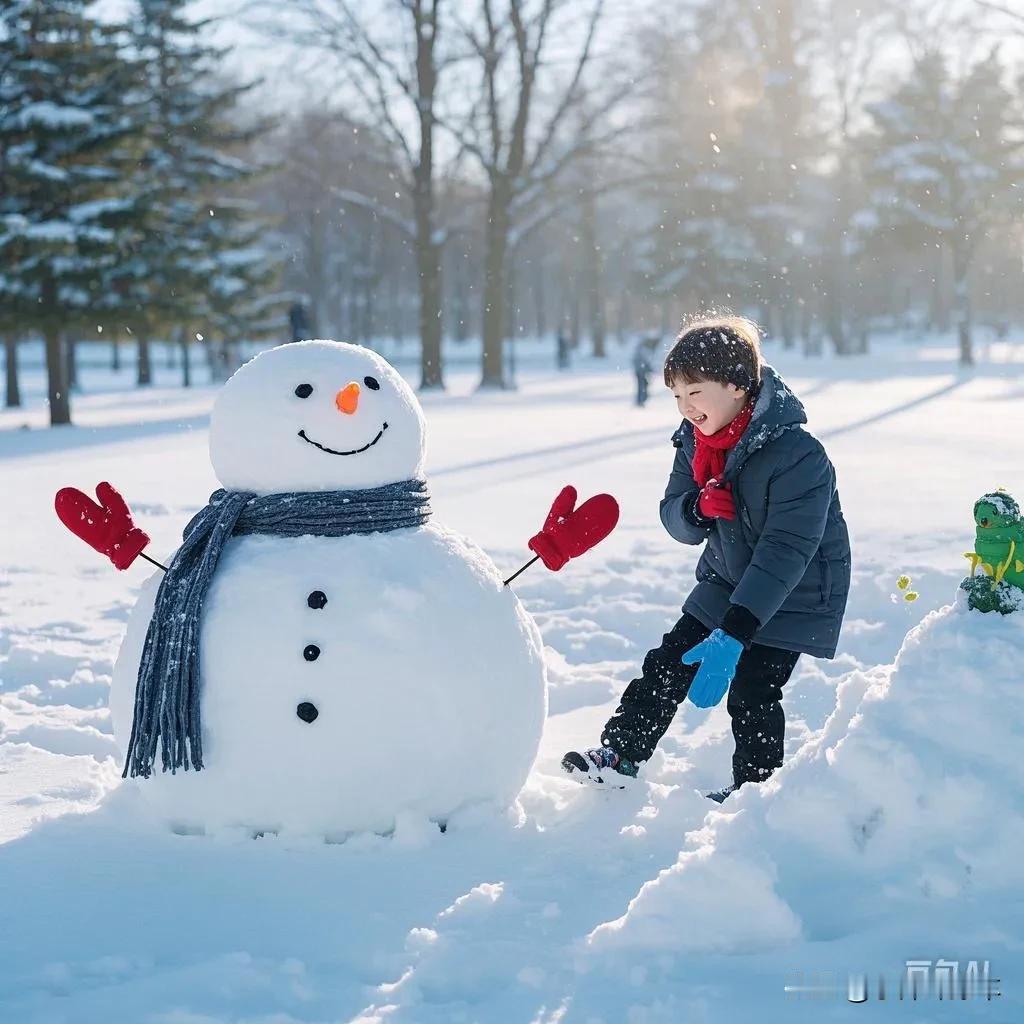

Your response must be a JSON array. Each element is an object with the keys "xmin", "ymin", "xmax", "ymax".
[
  {"xmin": 91, "ymin": 0, "xmax": 1024, "ymax": 127},
  {"xmin": 94, "ymin": 0, "xmax": 659, "ymax": 115}
]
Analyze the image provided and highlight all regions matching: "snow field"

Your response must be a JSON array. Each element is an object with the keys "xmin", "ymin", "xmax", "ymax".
[{"xmin": 1, "ymin": 336, "xmax": 1022, "ymax": 1020}]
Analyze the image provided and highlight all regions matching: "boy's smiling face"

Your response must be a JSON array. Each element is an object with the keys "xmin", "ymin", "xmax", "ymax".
[{"xmin": 670, "ymin": 377, "xmax": 748, "ymax": 436}]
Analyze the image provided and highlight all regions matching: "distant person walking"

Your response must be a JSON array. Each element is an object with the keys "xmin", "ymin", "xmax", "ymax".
[
  {"xmin": 288, "ymin": 301, "xmax": 312, "ymax": 344},
  {"xmin": 556, "ymin": 329, "xmax": 571, "ymax": 370},
  {"xmin": 633, "ymin": 335, "xmax": 660, "ymax": 406}
]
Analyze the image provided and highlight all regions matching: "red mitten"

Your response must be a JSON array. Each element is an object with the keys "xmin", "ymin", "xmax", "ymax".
[
  {"xmin": 528, "ymin": 485, "xmax": 620, "ymax": 571},
  {"xmin": 697, "ymin": 479, "xmax": 735, "ymax": 521},
  {"xmin": 54, "ymin": 482, "xmax": 151, "ymax": 570}
]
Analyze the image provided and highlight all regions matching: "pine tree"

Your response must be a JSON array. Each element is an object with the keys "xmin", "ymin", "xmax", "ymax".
[
  {"xmin": 862, "ymin": 49, "xmax": 1024, "ymax": 365},
  {"xmin": 0, "ymin": 0, "xmax": 145, "ymax": 424},
  {"xmin": 123, "ymin": 0, "xmax": 279, "ymax": 386}
]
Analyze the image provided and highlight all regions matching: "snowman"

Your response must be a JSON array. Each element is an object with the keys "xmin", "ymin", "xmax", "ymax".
[{"xmin": 108, "ymin": 340, "xmax": 548, "ymax": 837}]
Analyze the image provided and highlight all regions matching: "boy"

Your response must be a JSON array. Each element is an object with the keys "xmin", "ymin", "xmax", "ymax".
[{"xmin": 563, "ymin": 316, "xmax": 851, "ymax": 801}]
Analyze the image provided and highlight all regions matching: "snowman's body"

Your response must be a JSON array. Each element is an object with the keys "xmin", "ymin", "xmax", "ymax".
[{"xmin": 110, "ymin": 341, "xmax": 547, "ymax": 836}]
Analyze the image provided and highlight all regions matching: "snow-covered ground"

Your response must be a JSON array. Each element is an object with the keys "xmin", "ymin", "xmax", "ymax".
[{"xmin": 1, "ymin": 334, "xmax": 1021, "ymax": 1022}]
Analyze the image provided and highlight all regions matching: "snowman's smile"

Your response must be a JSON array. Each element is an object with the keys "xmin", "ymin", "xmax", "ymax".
[{"xmin": 298, "ymin": 422, "xmax": 389, "ymax": 456}]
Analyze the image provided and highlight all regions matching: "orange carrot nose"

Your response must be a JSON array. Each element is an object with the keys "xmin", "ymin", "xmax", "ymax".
[{"xmin": 335, "ymin": 382, "xmax": 360, "ymax": 414}]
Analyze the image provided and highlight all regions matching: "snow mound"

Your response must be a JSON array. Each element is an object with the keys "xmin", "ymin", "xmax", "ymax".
[{"xmin": 590, "ymin": 590, "xmax": 1024, "ymax": 953}]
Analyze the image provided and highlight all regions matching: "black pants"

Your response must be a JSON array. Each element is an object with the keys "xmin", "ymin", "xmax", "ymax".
[{"xmin": 601, "ymin": 612, "xmax": 801, "ymax": 786}]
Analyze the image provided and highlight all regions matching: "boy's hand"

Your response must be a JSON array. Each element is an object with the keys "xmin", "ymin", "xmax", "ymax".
[
  {"xmin": 681, "ymin": 629, "xmax": 743, "ymax": 708},
  {"xmin": 697, "ymin": 479, "xmax": 736, "ymax": 520}
]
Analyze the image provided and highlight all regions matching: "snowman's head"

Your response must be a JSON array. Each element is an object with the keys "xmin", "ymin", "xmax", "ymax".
[{"xmin": 209, "ymin": 340, "xmax": 426, "ymax": 494}]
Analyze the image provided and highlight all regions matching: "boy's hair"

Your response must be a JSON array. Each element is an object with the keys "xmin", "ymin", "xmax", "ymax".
[{"xmin": 663, "ymin": 315, "xmax": 764, "ymax": 392}]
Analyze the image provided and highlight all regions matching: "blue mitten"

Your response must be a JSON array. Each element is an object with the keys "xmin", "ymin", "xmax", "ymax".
[{"xmin": 681, "ymin": 629, "xmax": 743, "ymax": 708}]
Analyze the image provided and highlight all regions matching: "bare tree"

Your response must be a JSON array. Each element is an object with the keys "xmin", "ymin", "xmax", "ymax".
[
  {"xmin": 975, "ymin": 0, "xmax": 1024, "ymax": 26},
  {"xmin": 3, "ymin": 334, "xmax": 19, "ymax": 408},
  {"xmin": 255, "ymin": 0, "xmax": 453, "ymax": 389},
  {"xmin": 446, "ymin": 0, "xmax": 635, "ymax": 387}
]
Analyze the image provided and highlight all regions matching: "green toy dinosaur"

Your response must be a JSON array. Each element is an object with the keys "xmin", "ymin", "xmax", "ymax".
[{"xmin": 960, "ymin": 490, "xmax": 1024, "ymax": 614}]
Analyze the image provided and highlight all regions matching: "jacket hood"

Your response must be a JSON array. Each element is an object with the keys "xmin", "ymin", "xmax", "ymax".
[{"xmin": 670, "ymin": 364, "xmax": 806, "ymax": 479}]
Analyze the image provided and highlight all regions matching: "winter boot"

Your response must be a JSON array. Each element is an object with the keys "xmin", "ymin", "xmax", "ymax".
[{"xmin": 561, "ymin": 746, "xmax": 638, "ymax": 786}]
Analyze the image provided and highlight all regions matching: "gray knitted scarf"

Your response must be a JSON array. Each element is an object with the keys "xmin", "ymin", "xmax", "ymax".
[{"xmin": 122, "ymin": 479, "xmax": 431, "ymax": 779}]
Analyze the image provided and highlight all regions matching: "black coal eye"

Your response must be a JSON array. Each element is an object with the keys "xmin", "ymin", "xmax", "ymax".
[
  {"xmin": 363, "ymin": 376, "xmax": 380, "ymax": 391},
  {"xmin": 294, "ymin": 383, "xmax": 313, "ymax": 399}
]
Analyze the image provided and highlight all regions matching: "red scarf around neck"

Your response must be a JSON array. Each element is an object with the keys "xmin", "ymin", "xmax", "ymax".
[{"xmin": 691, "ymin": 400, "xmax": 754, "ymax": 488}]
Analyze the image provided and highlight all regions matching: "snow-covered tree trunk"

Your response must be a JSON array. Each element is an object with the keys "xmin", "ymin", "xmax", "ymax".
[
  {"xmin": 481, "ymin": 180, "xmax": 511, "ymax": 388},
  {"xmin": 305, "ymin": 209, "xmax": 328, "ymax": 338},
  {"xmin": 581, "ymin": 178, "xmax": 606, "ymax": 358},
  {"xmin": 929, "ymin": 248, "xmax": 950, "ymax": 334},
  {"xmin": 557, "ymin": 253, "xmax": 580, "ymax": 349},
  {"xmin": 505, "ymin": 258, "xmax": 519, "ymax": 385},
  {"xmin": 65, "ymin": 338, "xmax": 78, "ymax": 392},
  {"xmin": 822, "ymin": 186, "xmax": 853, "ymax": 358},
  {"xmin": 823, "ymin": 270, "xmax": 848, "ymax": 355},
  {"xmin": 570, "ymin": 289, "xmax": 581, "ymax": 350},
  {"xmin": 362, "ymin": 274, "xmax": 376, "ymax": 344},
  {"xmin": 40, "ymin": 271, "xmax": 69, "ymax": 424},
  {"xmin": 3, "ymin": 335, "xmax": 20, "ymax": 408},
  {"xmin": 415, "ymin": 227, "xmax": 443, "ymax": 388},
  {"xmin": 616, "ymin": 285, "xmax": 632, "ymax": 345},
  {"xmin": 450, "ymin": 251, "xmax": 470, "ymax": 342},
  {"xmin": 43, "ymin": 325, "xmax": 69, "ymax": 426},
  {"xmin": 179, "ymin": 326, "xmax": 191, "ymax": 388},
  {"xmin": 532, "ymin": 252, "xmax": 547, "ymax": 340},
  {"xmin": 137, "ymin": 334, "xmax": 152, "ymax": 386},
  {"xmin": 952, "ymin": 235, "xmax": 973, "ymax": 366},
  {"xmin": 659, "ymin": 299, "xmax": 673, "ymax": 338},
  {"xmin": 202, "ymin": 334, "xmax": 220, "ymax": 381},
  {"xmin": 780, "ymin": 304, "xmax": 796, "ymax": 350},
  {"xmin": 413, "ymin": 3, "xmax": 443, "ymax": 390}
]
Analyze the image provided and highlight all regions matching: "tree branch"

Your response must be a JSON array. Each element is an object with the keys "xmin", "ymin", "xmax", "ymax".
[
  {"xmin": 976, "ymin": 0, "xmax": 1024, "ymax": 27},
  {"xmin": 508, "ymin": 169, "xmax": 662, "ymax": 251},
  {"xmin": 504, "ymin": 0, "xmax": 553, "ymax": 179},
  {"xmin": 481, "ymin": 0, "xmax": 504, "ymax": 168},
  {"xmin": 511, "ymin": 80, "xmax": 640, "ymax": 203},
  {"xmin": 329, "ymin": 188, "xmax": 416, "ymax": 240},
  {"xmin": 524, "ymin": 0, "xmax": 604, "ymax": 182}
]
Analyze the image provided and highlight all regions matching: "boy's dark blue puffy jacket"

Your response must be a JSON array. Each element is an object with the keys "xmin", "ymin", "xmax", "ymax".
[{"xmin": 662, "ymin": 365, "xmax": 851, "ymax": 659}]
